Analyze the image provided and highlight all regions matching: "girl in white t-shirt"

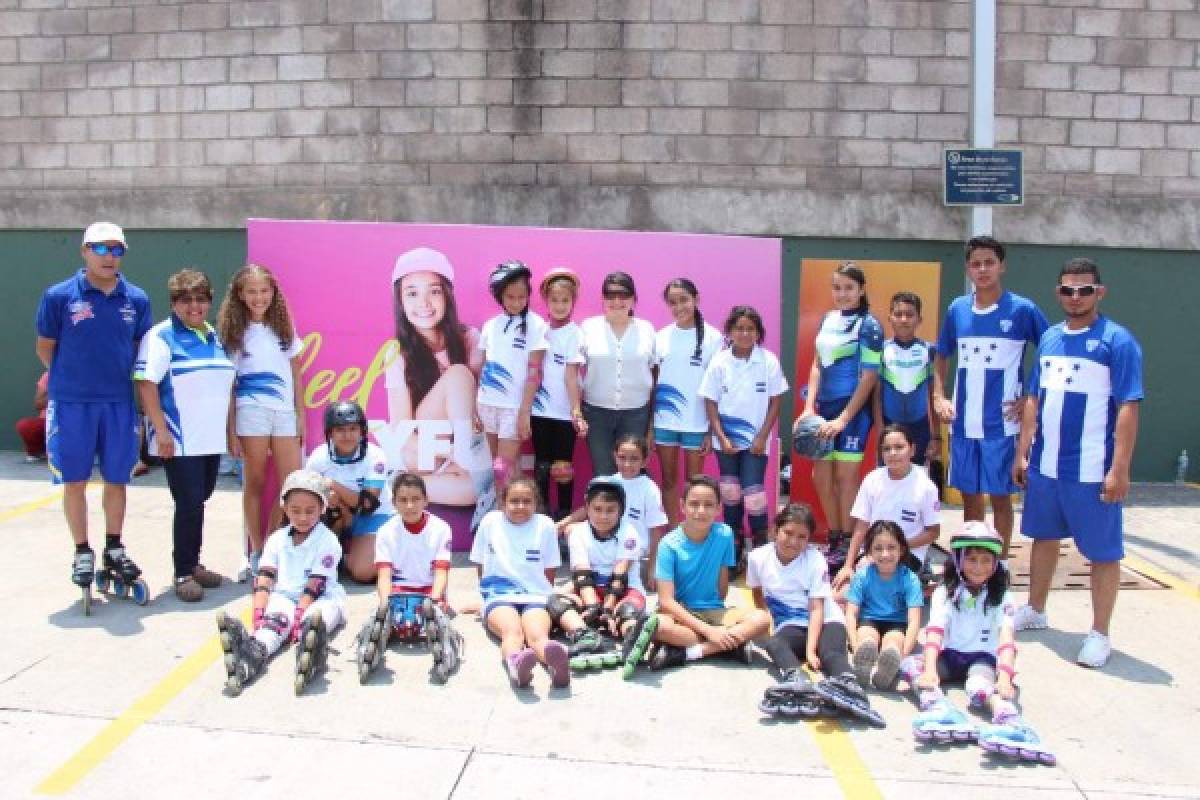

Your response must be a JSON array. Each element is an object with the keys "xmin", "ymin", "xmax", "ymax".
[
  {"xmin": 531, "ymin": 268, "xmax": 588, "ymax": 520},
  {"xmin": 385, "ymin": 247, "xmax": 484, "ymax": 508},
  {"xmin": 699, "ymin": 305, "xmax": 789, "ymax": 568},
  {"xmin": 834, "ymin": 424, "xmax": 941, "ymax": 591},
  {"xmin": 217, "ymin": 264, "xmax": 306, "ymax": 580},
  {"xmin": 654, "ymin": 278, "xmax": 722, "ymax": 526},
  {"xmin": 470, "ymin": 478, "xmax": 569, "ymax": 689},
  {"xmin": 749, "ymin": 503, "xmax": 882, "ymax": 726},
  {"xmin": 476, "ymin": 261, "xmax": 549, "ymax": 498}
]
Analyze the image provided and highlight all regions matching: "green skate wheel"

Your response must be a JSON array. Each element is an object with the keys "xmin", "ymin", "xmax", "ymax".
[{"xmin": 599, "ymin": 652, "xmax": 621, "ymax": 669}]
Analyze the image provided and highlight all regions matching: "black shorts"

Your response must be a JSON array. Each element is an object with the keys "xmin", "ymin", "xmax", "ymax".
[{"xmin": 858, "ymin": 618, "xmax": 908, "ymax": 637}]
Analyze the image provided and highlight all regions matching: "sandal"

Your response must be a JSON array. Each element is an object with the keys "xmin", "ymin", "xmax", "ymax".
[{"xmin": 174, "ymin": 576, "xmax": 204, "ymax": 602}]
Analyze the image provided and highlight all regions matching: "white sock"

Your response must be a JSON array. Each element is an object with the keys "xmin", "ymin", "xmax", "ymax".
[{"xmin": 685, "ymin": 645, "xmax": 705, "ymax": 661}]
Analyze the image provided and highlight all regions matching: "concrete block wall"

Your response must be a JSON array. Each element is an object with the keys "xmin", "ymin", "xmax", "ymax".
[{"xmin": 2, "ymin": 0, "xmax": 1199, "ymax": 247}]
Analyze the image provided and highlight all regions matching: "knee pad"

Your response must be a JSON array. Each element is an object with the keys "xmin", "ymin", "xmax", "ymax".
[
  {"xmin": 614, "ymin": 600, "xmax": 641, "ymax": 626},
  {"xmin": 718, "ymin": 477, "xmax": 742, "ymax": 505},
  {"xmin": 550, "ymin": 460, "xmax": 574, "ymax": 483},
  {"xmin": 743, "ymin": 485, "xmax": 767, "ymax": 515},
  {"xmin": 492, "ymin": 456, "xmax": 511, "ymax": 488},
  {"xmin": 964, "ymin": 667, "xmax": 996, "ymax": 700},
  {"xmin": 546, "ymin": 593, "xmax": 580, "ymax": 626}
]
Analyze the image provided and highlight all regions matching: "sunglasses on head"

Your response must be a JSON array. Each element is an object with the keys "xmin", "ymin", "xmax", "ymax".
[
  {"xmin": 1057, "ymin": 284, "xmax": 1099, "ymax": 298},
  {"xmin": 87, "ymin": 242, "xmax": 126, "ymax": 257}
]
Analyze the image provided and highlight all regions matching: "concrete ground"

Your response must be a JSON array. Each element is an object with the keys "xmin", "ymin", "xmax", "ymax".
[{"xmin": 1, "ymin": 454, "xmax": 1197, "ymax": 799}]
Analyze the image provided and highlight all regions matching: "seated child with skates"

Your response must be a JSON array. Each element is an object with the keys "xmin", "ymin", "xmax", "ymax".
[
  {"xmin": 749, "ymin": 503, "xmax": 883, "ymax": 727},
  {"xmin": 470, "ymin": 477, "xmax": 570, "ymax": 689},
  {"xmin": 623, "ymin": 475, "xmax": 771, "ymax": 678},
  {"xmin": 845, "ymin": 520, "xmax": 924, "ymax": 691},
  {"xmin": 904, "ymin": 522, "xmax": 1055, "ymax": 765},
  {"xmin": 305, "ymin": 400, "xmax": 392, "ymax": 583},
  {"xmin": 546, "ymin": 478, "xmax": 654, "ymax": 672},
  {"xmin": 216, "ymin": 470, "xmax": 346, "ymax": 696},
  {"xmin": 355, "ymin": 472, "xmax": 463, "ymax": 684}
]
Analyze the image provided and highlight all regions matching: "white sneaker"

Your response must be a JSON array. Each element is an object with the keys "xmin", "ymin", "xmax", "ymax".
[
  {"xmin": 236, "ymin": 553, "xmax": 253, "ymax": 584},
  {"xmin": 1076, "ymin": 630, "xmax": 1112, "ymax": 668},
  {"xmin": 1013, "ymin": 604, "xmax": 1049, "ymax": 631}
]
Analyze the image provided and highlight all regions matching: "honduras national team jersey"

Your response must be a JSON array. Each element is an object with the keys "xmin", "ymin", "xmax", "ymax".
[
  {"xmin": 532, "ymin": 321, "xmax": 583, "ymax": 421},
  {"xmin": 880, "ymin": 338, "xmax": 934, "ymax": 424},
  {"xmin": 470, "ymin": 510, "xmax": 560, "ymax": 602},
  {"xmin": 747, "ymin": 544, "xmax": 844, "ymax": 629},
  {"xmin": 305, "ymin": 441, "xmax": 393, "ymax": 515},
  {"xmin": 478, "ymin": 311, "xmax": 549, "ymax": 410},
  {"xmin": 653, "ymin": 322, "xmax": 723, "ymax": 433},
  {"xmin": 698, "ymin": 345, "xmax": 789, "ymax": 450},
  {"xmin": 135, "ymin": 316, "xmax": 236, "ymax": 456},
  {"xmin": 937, "ymin": 292, "xmax": 1049, "ymax": 439},
  {"xmin": 567, "ymin": 519, "xmax": 645, "ymax": 592},
  {"xmin": 232, "ymin": 323, "xmax": 304, "ymax": 411},
  {"xmin": 1028, "ymin": 317, "xmax": 1143, "ymax": 483},
  {"xmin": 814, "ymin": 310, "xmax": 883, "ymax": 404}
]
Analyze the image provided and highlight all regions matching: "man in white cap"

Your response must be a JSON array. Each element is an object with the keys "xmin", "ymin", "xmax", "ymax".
[{"xmin": 35, "ymin": 222, "xmax": 153, "ymax": 596}]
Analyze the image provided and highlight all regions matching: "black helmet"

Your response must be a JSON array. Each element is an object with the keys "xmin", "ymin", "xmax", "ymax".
[
  {"xmin": 323, "ymin": 401, "xmax": 368, "ymax": 464},
  {"xmin": 489, "ymin": 260, "xmax": 532, "ymax": 304},
  {"xmin": 585, "ymin": 476, "xmax": 626, "ymax": 519}
]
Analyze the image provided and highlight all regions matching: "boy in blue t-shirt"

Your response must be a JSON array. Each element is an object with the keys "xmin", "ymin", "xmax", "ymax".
[
  {"xmin": 873, "ymin": 292, "xmax": 939, "ymax": 466},
  {"xmin": 35, "ymin": 222, "xmax": 153, "ymax": 597},
  {"xmin": 621, "ymin": 475, "xmax": 771, "ymax": 677}
]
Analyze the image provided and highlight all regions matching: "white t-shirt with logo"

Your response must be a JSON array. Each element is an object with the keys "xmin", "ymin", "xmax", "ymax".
[
  {"xmin": 374, "ymin": 512, "xmax": 453, "ymax": 592},
  {"xmin": 260, "ymin": 522, "xmax": 345, "ymax": 602},
  {"xmin": 653, "ymin": 322, "xmax": 724, "ymax": 433},
  {"xmin": 470, "ymin": 510, "xmax": 561, "ymax": 602},
  {"xmin": 747, "ymin": 544, "xmax": 844, "ymax": 628},
  {"xmin": 533, "ymin": 322, "xmax": 584, "ymax": 421},
  {"xmin": 477, "ymin": 311, "xmax": 549, "ymax": 410},
  {"xmin": 849, "ymin": 465, "xmax": 941, "ymax": 564},
  {"xmin": 926, "ymin": 585, "xmax": 1015, "ymax": 655},
  {"xmin": 305, "ymin": 441, "xmax": 394, "ymax": 516},
  {"xmin": 567, "ymin": 519, "xmax": 645, "ymax": 592},
  {"xmin": 601, "ymin": 472, "xmax": 669, "ymax": 554},
  {"xmin": 232, "ymin": 322, "xmax": 304, "ymax": 411},
  {"xmin": 698, "ymin": 345, "xmax": 789, "ymax": 450}
]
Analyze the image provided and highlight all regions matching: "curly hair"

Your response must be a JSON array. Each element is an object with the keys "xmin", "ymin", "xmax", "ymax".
[{"xmin": 217, "ymin": 264, "xmax": 296, "ymax": 356}]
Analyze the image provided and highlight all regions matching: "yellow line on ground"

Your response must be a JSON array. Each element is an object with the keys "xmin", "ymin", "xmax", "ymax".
[
  {"xmin": 1124, "ymin": 556, "xmax": 1200, "ymax": 603},
  {"xmin": 34, "ymin": 611, "xmax": 245, "ymax": 795},
  {"xmin": 727, "ymin": 586, "xmax": 883, "ymax": 799},
  {"xmin": 0, "ymin": 488, "xmax": 64, "ymax": 524}
]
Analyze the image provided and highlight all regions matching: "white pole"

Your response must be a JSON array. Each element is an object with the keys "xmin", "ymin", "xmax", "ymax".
[{"xmin": 969, "ymin": 0, "xmax": 996, "ymax": 239}]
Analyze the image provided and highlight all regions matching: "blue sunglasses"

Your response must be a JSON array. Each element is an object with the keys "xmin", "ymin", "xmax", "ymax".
[{"xmin": 87, "ymin": 242, "xmax": 126, "ymax": 257}]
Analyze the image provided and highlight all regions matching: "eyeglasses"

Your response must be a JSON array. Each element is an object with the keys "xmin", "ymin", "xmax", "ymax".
[
  {"xmin": 1057, "ymin": 284, "xmax": 1099, "ymax": 298},
  {"xmin": 87, "ymin": 242, "xmax": 126, "ymax": 257},
  {"xmin": 173, "ymin": 294, "xmax": 212, "ymax": 305}
]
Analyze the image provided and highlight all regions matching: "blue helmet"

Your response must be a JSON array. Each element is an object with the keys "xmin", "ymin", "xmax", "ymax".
[{"xmin": 792, "ymin": 414, "xmax": 834, "ymax": 460}]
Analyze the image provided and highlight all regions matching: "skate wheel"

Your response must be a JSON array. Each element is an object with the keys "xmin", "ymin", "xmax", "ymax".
[
  {"xmin": 358, "ymin": 661, "xmax": 370, "ymax": 685},
  {"xmin": 432, "ymin": 664, "xmax": 449, "ymax": 684},
  {"xmin": 298, "ymin": 652, "xmax": 312, "ymax": 673},
  {"xmin": 294, "ymin": 674, "xmax": 306, "ymax": 695},
  {"xmin": 82, "ymin": 589, "xmax": 92, "ymax": 616},
  {"xmin": 113, "ymin": 577, "xmax": 128, "ymax": 597},
  {"xmin": 95, "ymin": 572, "xmax": 110, "ymax": 593},
  {"xmin": 131, "ymin": 579, "xmax": 150, "ymax": 606},
  {"xmin": 226, "ymin": 677, "xmax": 243, "ymax": 697},
  {"xmin": 1038, "ymin": 753, "xmax": 1057, "ymax": 766}
]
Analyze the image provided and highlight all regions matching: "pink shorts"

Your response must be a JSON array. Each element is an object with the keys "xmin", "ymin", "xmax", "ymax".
[{"xmin": 478, "ymin": 403, "xmax": 519, "ymax": 440}]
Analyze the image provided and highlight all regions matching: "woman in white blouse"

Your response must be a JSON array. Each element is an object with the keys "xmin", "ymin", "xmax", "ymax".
[{"xmin": 577, "ymin": 272, "xmax": 658, "ymax": 477}]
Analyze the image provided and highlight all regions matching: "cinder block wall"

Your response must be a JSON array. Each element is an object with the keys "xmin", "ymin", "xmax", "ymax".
[{"xmin": 2, "ymin": 0, "xmax": 1199, "ymax": 247}]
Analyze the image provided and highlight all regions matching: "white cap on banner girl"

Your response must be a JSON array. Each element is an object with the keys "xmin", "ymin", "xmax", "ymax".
[
  {"xmin": 392, "ymin": 247, "xmax": 455, "ymax": 286},
  {"xmin": 83, "ymin": 221, "xmax": 127, "ymax": 247}
]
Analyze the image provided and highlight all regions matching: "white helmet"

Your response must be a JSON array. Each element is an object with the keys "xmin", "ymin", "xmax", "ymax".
[{"xmin": 279, "ymin": 469, "xmax": 330, "ymax": 512}]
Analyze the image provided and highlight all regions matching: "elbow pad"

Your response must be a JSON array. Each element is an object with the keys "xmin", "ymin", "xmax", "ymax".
[{"xmin": 357, "ymin": 491, "xmax": 381, "ymax": 515}]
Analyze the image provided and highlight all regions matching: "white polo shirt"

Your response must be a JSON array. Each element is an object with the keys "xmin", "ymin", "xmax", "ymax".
[
  {"xmin": 926, "ymin": 585, "xmax": 1015, "ymax": 654},
  {"xmin": 849, "ymin": 465, "xmax": 941, "ymax": 564},
  {"xmin": 600, "ymin": 472, "xmax": 669, "ymax": 553},
  {"xmin": 579, "ymin": 316, "xmax": 657, "ymax": 411},
  {"xmin": 698, "ymin": 345, "xmax": 789, "ymax": 449},
  {"xmin": 533, "ymin": 321, "xmax": 584, "ymax": 421},
  {"xmin": 260, "ymin": 522, "xmax": 345, "ymax": 602},
  {"xmin": 470, "ymin": 510, "xmax": 561, "ymax": 601},
  {"xmin": 567, "ymin": 519, "xmax": 645, "ymax": 592},
  {"xmin": 374, "ymin": 511, "xmax": 453, "ymax": 592},
  {"xmin": 747, "ymin": 544, "xmax": 844, "ymax": 628},
  {"xmin": 477, "ymin": 311, "xmax": 549, "ymax": 410},
  {"xmin": 305, "ymin": 441, "xmax": 393, "ymax": 516}
]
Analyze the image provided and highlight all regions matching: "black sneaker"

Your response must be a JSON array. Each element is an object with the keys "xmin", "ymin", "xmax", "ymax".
[{"xmin": 647, "ymin": 643, "xmax": 686, "ymax": 671}]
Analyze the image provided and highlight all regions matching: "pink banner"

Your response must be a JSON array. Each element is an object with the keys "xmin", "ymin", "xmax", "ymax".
[{"xmin": 248, "ymin": 219, "xmax": 782, "ymax": 549}]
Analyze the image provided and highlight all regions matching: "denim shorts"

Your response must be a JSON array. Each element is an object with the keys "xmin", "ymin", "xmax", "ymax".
[
  {"xmin": 653, "ymin": 426, "xmax": 706, "ymax": 450},
  {"xmin": 235, "ymin": 404, "xmax": 298, "ymax": 437}
]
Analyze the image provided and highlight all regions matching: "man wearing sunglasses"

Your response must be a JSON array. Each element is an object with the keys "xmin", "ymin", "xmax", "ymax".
[
  {"xmin": 35, "ymin": 222, "xmax": 153, "ymax": 600},
  {"xmin": 1012, "ymin": 258, "xmax": 1143, "ymax": 669}
]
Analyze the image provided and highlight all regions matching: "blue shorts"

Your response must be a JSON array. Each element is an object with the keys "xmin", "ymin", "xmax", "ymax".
[
  {"xmin": 816, "ymin": 396, "xmax": 872, "ymax": 462},
  {"xmin": 1020, "ymin": 469, "xmax": 1123, "ymax": 562},
  {"xmin": 949, "ymin": 435, "xmax": 1017, "ymax": 496},
  {"xmin": 46, "ymin": 400, "xmax": 139, "ymax": 485},
  {"xmin": 350, "ymin": 511, "xmax": 391, "ymax": 537},
  {"xmin": 483, "ymin": 598, "xmax": 548, "ymax": 619},
  {"xmin": 653, "ymin": 427, "xmax": 706, "ymax": 451},
  {"xmin": 883, "ymin": 417, "xmax": 932, "ymax": 467},
  {"xmin": 938, "ymin": 650, "xmax": 996, "ymax": 682}
]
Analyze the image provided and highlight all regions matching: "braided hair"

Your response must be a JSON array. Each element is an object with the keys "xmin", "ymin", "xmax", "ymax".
[{"xmin": 663, "ymin": 278, "xmax": 706, "ymax": 361}]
